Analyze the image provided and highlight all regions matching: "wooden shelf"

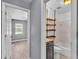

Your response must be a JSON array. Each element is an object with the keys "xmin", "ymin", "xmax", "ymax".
[
  {"xmin": 46, "ymin": 29, "xmax": 56, "ymax": 31},
  {"xmin": 47, "ymin": 18, "xmax": 56, "ymax": 21},
  {"xmin": 46, "ymin": 35, "xmax": 56, "ymax": 38},
  {"xmin": 46, "ymin": 24, "xmax": 56, "ymax": 26},
  {"xmin": 46, "ymin": 17, "xmax": 56, "ymax": 41}
]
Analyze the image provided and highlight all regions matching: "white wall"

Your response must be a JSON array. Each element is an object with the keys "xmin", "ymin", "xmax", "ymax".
[
  {"xmin": 30, "ymin": 0, "xmax": 41, "ymax": 59},
  {"xmin": 6, "ymin": 7, "xmax": 28, "ymax": 20},
  {"xmin": 55, "ymin": 10, "xmax": 71, "ymax": 49},
  {"xmin": 71, "ymin": 0, "xmax": 77, "ymax": 59}
]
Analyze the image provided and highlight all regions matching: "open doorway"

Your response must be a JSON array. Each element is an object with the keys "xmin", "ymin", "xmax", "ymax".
[
  {"xmin": 11, "ymin": 19, "xmax": 28, "ymax": 59},
  {"xmin": 41, "ymin": 0, "xmax": 72, "ymax": 59},
  {"xmin": 2, "ymin": 2, "xmax": 30, "ymax": 59},
  {"xmin": 46, "ymin": 0, "xmax": 71, "ymax": 59}
]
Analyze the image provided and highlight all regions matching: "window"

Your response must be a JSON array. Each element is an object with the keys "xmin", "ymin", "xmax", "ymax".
[{"xmin": 15, "ymin": 23, "xmax": 23, "ymax": 34}]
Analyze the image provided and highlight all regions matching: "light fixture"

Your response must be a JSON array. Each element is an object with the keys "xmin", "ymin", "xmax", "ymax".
[{"xmin": 64, "ymin": 0, "xmax": 71, "ymax": 5}]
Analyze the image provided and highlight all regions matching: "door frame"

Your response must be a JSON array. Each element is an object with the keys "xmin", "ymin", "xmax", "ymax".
[
  {"xmin": 41, "ymin": 0, "xmax": 78, "ymax": 59},
  {"xmin": 41, "ymin": 1, "xmax": 46, "ymax": 59},
  {"xmin": 2, "ymin": 2, "xmax": 31, "ymax": 59}
]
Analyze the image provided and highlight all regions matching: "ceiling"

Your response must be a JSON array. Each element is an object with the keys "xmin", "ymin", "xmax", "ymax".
[
  {"xmin": 46, "ymin": 0, "xmax": 71, "ymax": 13},
  {"xmin": 46, "ymin": 0, "xmax": 64, "ymax": 9},
  {"xmin": 2, "ymin": 0, "xmax": 32, "ymax": 9},
  {"xmin": 2, "ymin": 0, "xmax": 50, "ymax": 9}
]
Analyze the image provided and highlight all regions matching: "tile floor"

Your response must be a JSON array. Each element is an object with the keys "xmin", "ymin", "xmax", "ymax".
[{"xmin": 11, "ymin": 40, "xmax": 28, "ymax": 59}]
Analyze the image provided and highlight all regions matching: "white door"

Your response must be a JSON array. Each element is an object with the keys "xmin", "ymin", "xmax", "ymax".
[{"xmin": 5, "ymin": 5, "xmax": 30, "ymax": 59}]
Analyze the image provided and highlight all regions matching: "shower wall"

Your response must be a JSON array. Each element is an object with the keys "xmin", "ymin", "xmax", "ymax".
[
  {"xmin": 55, "ymin": 10, "xmax": 71, "ymax": 48},
  {"xmin": 54, "ymin": 8, "xmax": 71, "ymax": 59}
]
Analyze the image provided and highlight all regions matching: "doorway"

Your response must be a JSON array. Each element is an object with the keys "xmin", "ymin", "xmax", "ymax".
[
  {"xmin": 11, "ymin": 19, "xmax": 28, "ymax": 59},
  {"xmin": 41, "ymin": 0, "xmax": 72, "ymax": 59},
  {"xmin": 4, "ymin": 3, "xmax": 30, "ymax": 59}
]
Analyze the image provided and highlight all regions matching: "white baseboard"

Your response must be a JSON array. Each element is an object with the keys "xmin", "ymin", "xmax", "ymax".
[{"xmin": 12, "ymin": 39, "xmax": 28, "ymax": 42}]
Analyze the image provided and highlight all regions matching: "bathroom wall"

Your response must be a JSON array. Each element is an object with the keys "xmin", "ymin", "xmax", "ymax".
[
  {"xmin": 30, "ymin": 0, "xmax": 41, "ymax": 59},
  {"xmin": 55, "ymin": 7, "xmax": 71, "ymax": 58},
  {"xmin": 55, "ymin": 10, "xmax": 71, "ymax": 49}
]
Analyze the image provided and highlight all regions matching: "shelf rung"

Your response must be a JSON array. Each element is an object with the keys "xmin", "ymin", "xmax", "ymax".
[
  {"xmin": 46, "ymin": 35, "xmax": 56, "ymax": 38},
  {"xmin": 46, "ymin": 37, "xmax": 56, "ymax": 39},
  {"xmin": 46, "ymin": 29, "xmax": 56, "ymax": 31},
  {"xmin": 47, "ymin": 18, "xmax": 56, "ymax": 21},
  {"xmin": 46, "ymin": 24, "xmax": 56, "ymax": 26}
]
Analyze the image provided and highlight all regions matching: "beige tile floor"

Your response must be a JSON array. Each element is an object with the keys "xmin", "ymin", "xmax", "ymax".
[{"xmin": 11, "ymin": 40, "xmax": 28, "ymax": 59}]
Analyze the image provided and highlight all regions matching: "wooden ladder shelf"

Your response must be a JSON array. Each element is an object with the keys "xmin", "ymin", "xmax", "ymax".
[{"xmin": 46, "ymin": 18, "xmax": 56, "ymax": 41}]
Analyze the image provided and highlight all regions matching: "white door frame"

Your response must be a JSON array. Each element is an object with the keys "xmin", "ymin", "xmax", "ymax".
[
  {"xmin": 41, "ymin": 1, "xmax": 46, "ymax": 59},
  {"xmin": 2, "ymin": 2, "xmax": 31, "ymax": 59}
]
